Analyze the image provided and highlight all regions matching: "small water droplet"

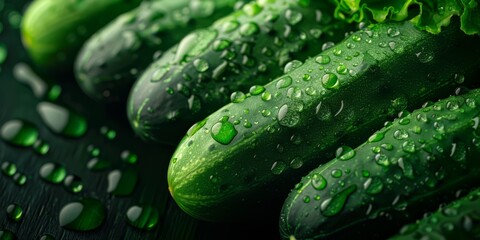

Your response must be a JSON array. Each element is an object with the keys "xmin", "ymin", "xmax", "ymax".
[
  {"xmin": 305, "ymin": 87, "xmax": 317, "ymax": 96},
  {"xmin": 368, "ymin": 132, "xmax": 384, "ymax": 143},
  {"xmin": 175, "ymin": 30, "xmax": 217, "ymax": 62},
  {"xmin": 402, "ymin": 140, "xmax": 416, "ymax": 153},
  {"xmin": 239, "ymin": 22, "xmax": 260, "ymax": 36},
  {"xmin": 39, "ymin": 162, "xmax": 66, "ymax": 184},
  {"xmin": 454, "ymin": 74, "xmax": 465, "ymax": 84},
  {"xmin": 187, "ymin": 119, "xmax": 208, "ymax": 138},
  {"xmin": 221, "ymin": 20, "xmax": 240, "ymax": 33},
  {"xmin": 276, "ymin": 76, "xmax": 293, "ymax": 89},
  {"xmin": 321, "ymin": 73, "xmax": 339, "ymax": 89},
  {"xmin": 321, "ymin": 185, "xmax": 357, "ymax": 217},
  {"xmin": 336, "ymin": 64, "xmax": 348, "ymax": 75},
  {"xmin": 315, "ymin": 55, "xmax": 330, "ymax": 65},
  {"xmin": 466, "ymin": 98, "xmax": 476, "ymax": 108},
  {"xmin": 121, "ymin": 150, "xmax": 138, "ymax": 165},
  {"xmin": 352, "ymin": 35, "xmax": 362, "ymax": 42},
  {"xmin": 1, "ymin": 120, "xmax": 38, "ymax": 147},
  {"xmin": 107, "ymin": 169, "xmax": 138, "ymax": 196},
  {"xmin": 100, "ymin": 126, "xmax": 116, "ymax": 140},
  {"xmin": 1, "ymin": 162, "xmax": 17, "ymax": 177},
  {"xmin": 278, "ymin": 103, "xmax": 301, "ymax": 127},
  {"xmin": 151, "ymin": 66, "xmax": 169, "ymax": 82},
  {"xmin": 398, "ymin": 158, "xmax": 414, "ymax": 179},
  {"xmin": 212, "ymin": 39, "xmax": 231, "ymax": 51},
  {"xmin": 364, "ymin": 177, "xmax": 384, "ymax": 195},
  {"xmin": 310, "ymin": 28, "xmax": 322, "ymax": 38},
  {"xmin": 126, "ymin": 205, "xmax": 160, "ymax": 230},
  {"xmin": 242, "ymin": 2, "xmax": 262, "ymax": 16},
  {"xmin": 86, "ymin": 158, "xmax": 110, "ymax": 171},
  {"xmin": 33, "ymin": 139, "xmax": 50, "ymax": 155},
  {"xmin": 312, "ymin": 174, "xmax": 327, "ymax": 190},
  {"xmin": 393, "ymin": 130, "xmax": 409, "ymax": 140},
  {"xmin": 211, "ymin": 118, "xmax": 237, "ymax": 145},
  {"xmin": 316, "ymin": 102, "xmax": 332, "ymax": 121},
  {"xmin": 336, "ymin": 146, "xmax": 355, "ymax": 161},
  {"xmin": 59, "ymin": 198, "xmax": 106, "ymax": 231},
  {"xmin": 261, "ymin": 92, "xmax": 272, "ymax": 101},
  {"xmin": 387, "ymin": 28, "xmax": 400, "ymax": 37},
  {"xmin": 261, "ymin": 109, "xmax": 272, "ymax": 117},
  {"xmin": 388, "ymin": 41, "xmax": 396, "ymax": 50},
  {"xmin": 249, "ymin": 85, "xmax": 265, "ymax": 95},
  {"xmin": 271, "ymin": 161, "xmax": 286, "ymax": 175},
  {"xmin": 289, "ymin": 157, "xmax": 303, "ymax": 169},
  {"xmin": 13, "ymin": 173, "xmax": 27, "ymax": 186},
  {"xmin": 322, "ymin": 42, "xmax": 335, "ymax": 51},
  {"xmin": 285, "ymin": 9, "xmax": 303, "ymax": 25},
  {"xmin": 6, "ymin": 203, "xmax": 23, "ymax": 222},
  {"xmin": 375, "ymin": 154, "xmax": 389, "ymax": 167},
  {"xmin": 193, "ymin": 59, "xmax": 209, "ymax": 73},
  {"xmin": 37, "ymin": 102, "xmax": 87, "ymax": 138},
  {"xmin": 284, "ymin": 60, "xmax": 303, "ymax": 74},
  {"xmin": 331, "ymin": 169, "xmax": 342, "ymax": 178},
  {"xmin": 399, "ymin": 118, "xmax": 410, "ymax": 125},
  {"xmin": 64, "ymin": 175, "xmax": 83, "ymax": 193},
  {"xmin": 416, "ymin": 50, "xmax": 434, "ymax": 63}
]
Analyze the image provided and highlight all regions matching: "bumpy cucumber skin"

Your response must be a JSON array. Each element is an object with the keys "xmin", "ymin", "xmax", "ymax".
[
  {"xmin": 168, "ymin": 20, "xmax": 480, "ymax": 223},
  {"xmin": 390, "ymin": 187, "xmax": 480, "ymax": 240},
  {"xmin": 21, "ymin": 0, "xmax": 142, "ymax": 69},
  {"xmin": 280, "ymin": 89, "xmax": 480, "ymax": 239},
  {"xmin": 128, "ymin": 0, "xmax": 350, "ymax": 143},
  {"xmin": 75, "ymin": 0, "xmax": 239, "ymax": 103}
]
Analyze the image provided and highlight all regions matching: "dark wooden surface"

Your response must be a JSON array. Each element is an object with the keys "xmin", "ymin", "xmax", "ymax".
[{"xmin": 0, "ymin": 1, "xmax": 280, "ymax": 239}]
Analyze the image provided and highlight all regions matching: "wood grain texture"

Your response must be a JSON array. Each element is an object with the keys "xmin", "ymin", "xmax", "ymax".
[{"xmin": 0, "ymin": 1, "xmax": 280, "ymax": 239}]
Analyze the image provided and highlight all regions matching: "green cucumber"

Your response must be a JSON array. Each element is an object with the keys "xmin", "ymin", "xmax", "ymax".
[
  {"xmin": 21, "ymin": 0, "xmax": 142, "ymax": 69},
  {"xmin": 168, "ymin": 20, "xmax": 480, "ymax": 222},
  {"xmin": 390, "ymin": 186, "xmax": 480, "ymax": 240},
  {"xmin": 127, "ymin": 0, "xmax": 350, "ymax": 143},
  {"xmin": 75, "ymin": 0, "xmax": 240, "ymax": 103},
  {"xmin": 280, "ymin": 89, "xmax": 480, "ymax": 239}
]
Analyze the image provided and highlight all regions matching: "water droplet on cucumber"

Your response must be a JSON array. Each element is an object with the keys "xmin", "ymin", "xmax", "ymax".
[
  {"xmin": 211, "ymin": 117, "xmax": 237, "ymax": 145},
  {"xmin": 321, "ymin": 185, "xmax": 357, "ymax": 217}
]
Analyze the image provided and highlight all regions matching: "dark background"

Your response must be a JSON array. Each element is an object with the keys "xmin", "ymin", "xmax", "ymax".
[{"xmin": 0, "ymin": 1, "xmax": 279, "ymax": 239}]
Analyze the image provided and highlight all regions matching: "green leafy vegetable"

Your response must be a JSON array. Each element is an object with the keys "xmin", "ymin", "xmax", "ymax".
[{"xmin": 332, "ymin": 0, "xmax": 480, "ymax": 35}]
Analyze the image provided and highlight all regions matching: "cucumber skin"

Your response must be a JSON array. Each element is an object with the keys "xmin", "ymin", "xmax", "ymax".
[
  {"xmin": 75, "ymin": 0, "xmax": 239, "ymax": 103},
  {"xmin": 280, "ymin": 89, "xmax": 480, "ymax": 239},
  {"xmin": 21, "ymin": 0, "xmax": 142, "ymax": 69},
  {"xmin": 127, "ymin": 0, "xmax": 350, "ymax": 143},
  {"xmin": 390, "ymin": 187, "xmax": 480, "ymax": 240},
  {"xmin": 168, "ymin": 20, "xmax": 480, "ymax": 223}
]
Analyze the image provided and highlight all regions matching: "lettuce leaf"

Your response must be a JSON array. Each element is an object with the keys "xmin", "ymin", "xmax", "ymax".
[{"xmin": 332, "ymin": 0, "xmax": 480, "ymax": 35}]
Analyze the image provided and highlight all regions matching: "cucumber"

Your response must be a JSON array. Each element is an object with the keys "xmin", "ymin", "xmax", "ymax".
[
  {"xmin": 21, "ymin": 0, "xmax": 142, "ymax": 69},
  {"xmin": 389, "ymin": 187, "xmax": 480, "ymax": 240},
  {"xmin": 280, "ymin": 89, "xmax": 480, "ymax": 239},
  {"xmin": 127, "ymin": 0, "xmax": 350, "ymax": 143},
  {"xmin": 167, "ymin": 20, "xmax": 480, "ymax": 222},
  {"xmin": 75, "ymin": 0, "xmax": 240, "ymax": 103}
]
